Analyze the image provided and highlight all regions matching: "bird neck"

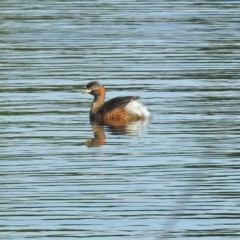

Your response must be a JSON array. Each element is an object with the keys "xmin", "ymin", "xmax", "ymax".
[{"xmin": 90, "ymin": 86, "xmax": 105, "ymax": 114}]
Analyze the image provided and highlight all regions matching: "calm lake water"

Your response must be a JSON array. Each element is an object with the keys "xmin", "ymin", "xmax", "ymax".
[{"xmin": 1, "ymin": 1, "xmax": 240, "ymax": 239}]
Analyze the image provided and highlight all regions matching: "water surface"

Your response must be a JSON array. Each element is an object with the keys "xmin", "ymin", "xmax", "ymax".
[{"xmin": 1, "ymin": 1, "xmax": 240, "ymax": 239}]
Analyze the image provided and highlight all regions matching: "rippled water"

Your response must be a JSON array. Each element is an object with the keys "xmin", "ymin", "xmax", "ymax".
[{"xmin": 1, "ymin": 1, "xmax": 240, "ymax": 239}]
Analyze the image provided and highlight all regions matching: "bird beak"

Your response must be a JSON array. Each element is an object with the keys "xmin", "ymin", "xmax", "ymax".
[{"xmin": 82, "ymin": 88, "xmax": 91, "ymax": 94}]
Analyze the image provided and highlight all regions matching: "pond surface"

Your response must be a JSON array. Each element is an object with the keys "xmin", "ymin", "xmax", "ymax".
[{"xmin": 1, "ymin": 1, "xmax": 240, "ymax": 239}]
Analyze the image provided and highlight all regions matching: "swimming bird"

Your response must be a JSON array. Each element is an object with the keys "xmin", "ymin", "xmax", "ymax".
[{"xmin": 82, "ymin": 81, "xmax": 150, "ymax": 124}]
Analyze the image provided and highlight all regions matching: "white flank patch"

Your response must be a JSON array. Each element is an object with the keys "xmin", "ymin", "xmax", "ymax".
[{"xmin": 125, "ymin": 100, "xmax": 151, "ymax": 118}]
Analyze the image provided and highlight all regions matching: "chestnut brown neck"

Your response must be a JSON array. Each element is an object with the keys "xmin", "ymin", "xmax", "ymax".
[{"xmin": 90, "ymin": 86, "xmax": 105, "ymax": 116}]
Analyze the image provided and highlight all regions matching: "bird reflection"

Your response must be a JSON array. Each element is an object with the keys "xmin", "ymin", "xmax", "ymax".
[{"xmin": 86, "ymin": 119, "xmax": 149, "ymax": 147}]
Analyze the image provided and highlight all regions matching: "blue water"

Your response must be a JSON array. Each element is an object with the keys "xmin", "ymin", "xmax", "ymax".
[{"xmin": 1, "ymin": 1, "xmax": 240, "ymax": 239}]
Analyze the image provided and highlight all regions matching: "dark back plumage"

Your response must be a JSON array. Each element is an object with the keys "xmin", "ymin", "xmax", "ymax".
[{"xmin": 98, "ymin": 96, "xmax": 139, "ymax": 114}]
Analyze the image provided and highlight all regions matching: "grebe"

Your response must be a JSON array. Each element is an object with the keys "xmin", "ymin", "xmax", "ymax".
[{"xmin": 83, "ymin": 81, "xmax": 151, "ymax": 123}]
